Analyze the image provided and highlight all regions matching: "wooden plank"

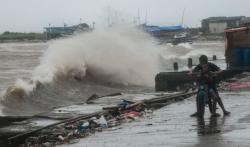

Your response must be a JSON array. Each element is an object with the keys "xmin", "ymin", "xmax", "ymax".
[
  {"xmin": 225, "ymin": 26, "xmax": 250, "ymax": 33},
  {"xmin": 144, "ymin": 91, "xmax": 196, "ymax": 104},
  {"xmin": 8, "ymin": 110, "xmax": 108, "ymax": 144}
]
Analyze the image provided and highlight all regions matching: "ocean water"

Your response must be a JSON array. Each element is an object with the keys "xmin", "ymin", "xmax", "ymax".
[{"xmin": 0, "ymin": 26, "xmax": 225, "ymax": 116}]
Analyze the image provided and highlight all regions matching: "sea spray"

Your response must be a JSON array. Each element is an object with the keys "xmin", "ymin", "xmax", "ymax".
[
  {"xmin": 0, "ymin": 34, "xmax": 226, "ymax": 115},
  {"xmin": 4, "ymin": 25, "xmax": 164, "ymax": 98},
  {"xmin": 34, "ymin": 26, "xmax": 162, "ymax": 86}
]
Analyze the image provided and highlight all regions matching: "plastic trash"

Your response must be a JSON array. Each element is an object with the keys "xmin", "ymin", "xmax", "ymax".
[
  {"xmin": 77, "ymin": 122, "xmax": 89, "ymax": 132},
  {"xmin": 68, "ymin": 139, "xmax": 80, "ymax": 144},
  {"xmin": 18, "ymin": 95, "xmax": 153, "ymax": 147},
  {"xmin": 99, "ymin": 115, "xmax": 108, "ymax": 128},
  {"xmin": 90, "ymin": 117, "xmax": 97, "ymax": 121},
  {"xmin": 107, "ymin": 118, "xmax": 118, "ymax": 127},
  {"xmin": 123, "ymin": 111, "xmax": 140, "ymax": 117},
  {"xmin": 42, "ymin": 142, "xmax": 52, "ymax": 147},
  {"xmin": 118, "ymin": 100, "xmax": 131, "ymax": 109},
  {"xmin": 227, "ymin": 82, "xmax": 250, "ymax": 90},
  {"xmin": 90, "ymin": 117, "xmax": 98, "ymax": 124},
  {"xmin": 58, "ymin": 135, "xmax": 64, "ymax": 141},
  {"xmin": 82, "ymin": 122, "xmax": 90, "ymax": 128}
]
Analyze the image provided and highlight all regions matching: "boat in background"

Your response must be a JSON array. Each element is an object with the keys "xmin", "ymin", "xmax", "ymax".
[{"xmin": 172, "ymin": 32, "xmax": 193, "ymax": 45}]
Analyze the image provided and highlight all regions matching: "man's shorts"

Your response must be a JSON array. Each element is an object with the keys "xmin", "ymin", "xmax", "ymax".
[{"xmin": 208, "ymin": 84, "xmax": 218, "ymax": 93}]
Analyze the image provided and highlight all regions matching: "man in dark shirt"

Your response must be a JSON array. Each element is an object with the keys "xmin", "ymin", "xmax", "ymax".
[{"xmin": 190, "ymin": 55, "xmax": 230, "ymax": 117}]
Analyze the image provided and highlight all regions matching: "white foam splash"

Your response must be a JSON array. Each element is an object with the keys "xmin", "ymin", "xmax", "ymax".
[{"xmin": 31, "ymin": 25, "xmax": 163, "ymax": 88}]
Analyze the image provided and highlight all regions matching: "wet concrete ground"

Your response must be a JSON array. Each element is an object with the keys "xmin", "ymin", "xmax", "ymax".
[
  {"xmin": 0, "ymin": 92, "xmax": 179, "ymax": 141},
  {"xmin": 60, "ymin": 91, "xmax": 250, "ymax": 147}
]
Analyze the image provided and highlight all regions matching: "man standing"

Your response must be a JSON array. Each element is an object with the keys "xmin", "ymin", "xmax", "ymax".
[{"xmin": 190, "ymin": 55, "xmax": 230, "ymax": 117}]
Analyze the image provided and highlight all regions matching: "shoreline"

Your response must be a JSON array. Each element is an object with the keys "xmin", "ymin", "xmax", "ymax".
[
  {"xmin": 0, "ymin": 40, "xmax": 46, "ymax": 43},
  {"xmin": 0, "ymin": 34, "xmax": 225, "ymax": 44}
]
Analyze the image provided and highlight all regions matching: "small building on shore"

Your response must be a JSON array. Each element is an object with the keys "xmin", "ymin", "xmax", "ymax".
[
  {"xmin": 225, "ymin": 25, "xmax": 250, "ymax": 70},
  {"xmin": 202, "ymin": 16, "xmax": 249, "ymax": 34},
  {"xmin": 44, "ymin": 23, "xmax": 90, "ymax": 39}
]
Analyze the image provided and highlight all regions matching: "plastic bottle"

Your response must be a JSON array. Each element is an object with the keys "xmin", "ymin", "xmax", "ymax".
[{"xmin": 99, "ymin": 115, "xmax": 108, "ymax": 128}]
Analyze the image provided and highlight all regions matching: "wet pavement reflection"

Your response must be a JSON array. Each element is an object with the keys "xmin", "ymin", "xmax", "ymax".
[
  {"xmin": 60, "ymin": 92, "xmax": 250, "ymax": 147},
  {"xmin": 196, "ymin": 116, "xmax": 222, "ymax": 135}
]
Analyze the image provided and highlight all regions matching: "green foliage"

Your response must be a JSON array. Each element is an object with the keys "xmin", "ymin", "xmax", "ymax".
[{"xmin": 0, "ymin": 31, "xmax": 46, "ymax": 41}]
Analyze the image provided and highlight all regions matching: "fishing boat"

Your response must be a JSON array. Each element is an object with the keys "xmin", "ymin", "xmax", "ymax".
[{"xmin": 172, "ymin": 32, "xmax": 192, "ymax": 45}]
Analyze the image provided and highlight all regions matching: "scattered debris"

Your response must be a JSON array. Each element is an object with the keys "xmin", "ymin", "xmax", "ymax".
[
  {"xmin": 6, "ymin": 91, "xmax": 195, "ymax": 147},
  {"xmin": 219, "ymin": 72, "xmax": 250, "ymax": 91},
  {"xmin": 14, "ymin": 100, "xmax": 152, "ymax": 147},
  {"xmin": 225, "ymin": 82, "xmax": 250, "ymax": 91}
]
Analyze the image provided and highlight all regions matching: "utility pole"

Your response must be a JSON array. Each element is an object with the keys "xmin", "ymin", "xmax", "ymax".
[
  {"xmin": 181, "ymin": 8, "xmax": 186, "ymax": 27},
  {"xmin": 145, "ymin": 9, "xmax": 148, "ymax": 25},
  {"xmin": 137, "ymin": 8, "xmax": 141, "ymax": 25}
]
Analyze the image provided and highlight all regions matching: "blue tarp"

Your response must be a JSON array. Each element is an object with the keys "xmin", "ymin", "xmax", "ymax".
[{"xmin": 145, "ymin": 25, "xmax": 183, "ymax": 32}]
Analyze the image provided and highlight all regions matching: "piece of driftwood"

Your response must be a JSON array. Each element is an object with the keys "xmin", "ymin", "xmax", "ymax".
[
  {"xmin": 144, "ymin": 91, "xmax": 196, "ymax": 104},
  {"xmin": 86, "ymin": 92, "xmax": 123, "ymax": 104},
  {"xmin": 8, "ymin": 111, "xmax": 108, "ymax": 144}
]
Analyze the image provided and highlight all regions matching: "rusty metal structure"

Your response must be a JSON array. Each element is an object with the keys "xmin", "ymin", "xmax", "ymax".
[{"xmin": 225, "ymin": 25, "xmax": 250, "ymax": 70}]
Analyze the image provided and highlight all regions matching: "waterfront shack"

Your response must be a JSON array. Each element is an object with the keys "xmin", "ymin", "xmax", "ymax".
[
  {"xmin": 202, "ymin": 16, "xmax": 246, "ymax": 34},
  {"xmin": 225, "ymin": 25, "xmax": 250, "ymax": 70}
]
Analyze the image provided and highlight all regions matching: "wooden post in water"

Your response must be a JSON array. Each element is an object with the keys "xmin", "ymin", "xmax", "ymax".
[
  {"xmin": 173, "ymin": 62, "xmax": 178, "ymax": 71},
  {"xmin": 213, "ymin": 55, "xmax": 217, "ymax": 61},
  {"xmin": 188, "ymin": 58, "xmax": 192, "ymax": 68}
]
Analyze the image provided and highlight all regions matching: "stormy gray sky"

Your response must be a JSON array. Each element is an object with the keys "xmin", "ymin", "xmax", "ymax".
[{"xmin": 0, "ymin": 0, "xmax": 250, "ymax": 32}]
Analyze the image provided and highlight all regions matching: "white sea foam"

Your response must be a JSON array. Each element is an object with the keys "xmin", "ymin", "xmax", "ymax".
[{"xmin": 8, "ymin": 25, "xmax": 163, "ymax": 97}]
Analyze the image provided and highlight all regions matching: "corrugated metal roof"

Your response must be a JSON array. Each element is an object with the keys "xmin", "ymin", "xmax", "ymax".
[{"xmin": 203, "ymin": 16, "xmax": 245, "ymax": 22}]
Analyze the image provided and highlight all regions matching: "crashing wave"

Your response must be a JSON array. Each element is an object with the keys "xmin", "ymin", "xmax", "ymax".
[{"xmin": 2, "ymin": 25, "xmax": 163, "ymax": 100}]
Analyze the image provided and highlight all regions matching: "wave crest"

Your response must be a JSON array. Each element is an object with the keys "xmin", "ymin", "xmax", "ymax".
[{"xmin": 3, "ymin": 26, "xmax": 163, "ymax": 99}]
